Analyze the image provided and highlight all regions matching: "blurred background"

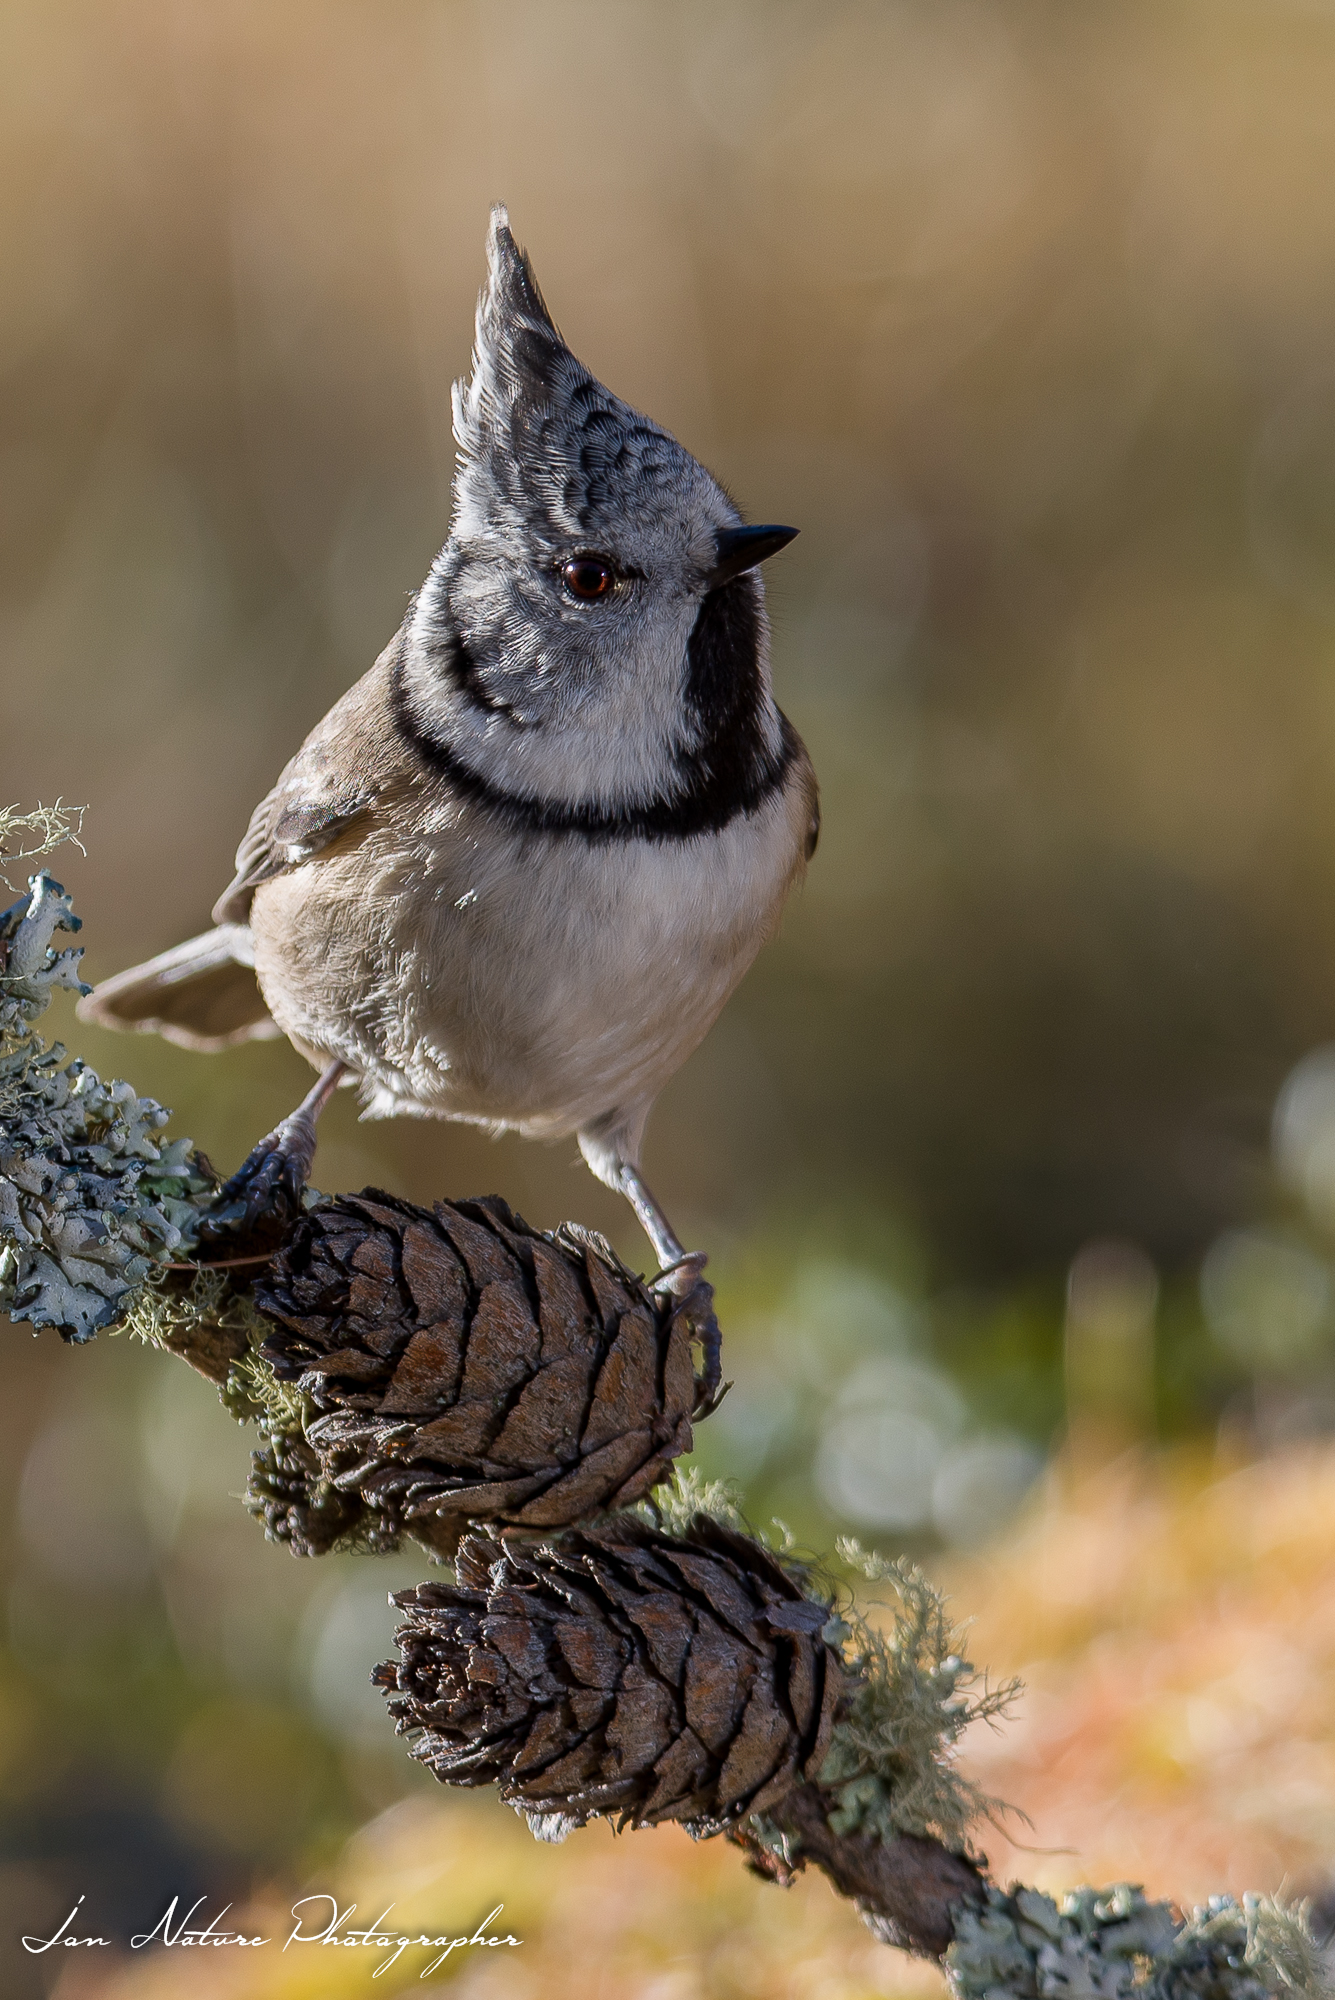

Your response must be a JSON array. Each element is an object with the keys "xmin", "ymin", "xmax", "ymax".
[{"xmin": 9, "ymin": 0, "xmax": 1335, "ymax": 1993}]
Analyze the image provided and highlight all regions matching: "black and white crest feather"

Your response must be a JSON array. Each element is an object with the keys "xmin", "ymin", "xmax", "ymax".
[{"xmin": 451, "ymin": 208, "xmax": 701, "ymax": 547}]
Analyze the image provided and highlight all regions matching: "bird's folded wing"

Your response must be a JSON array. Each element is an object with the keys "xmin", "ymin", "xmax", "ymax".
[
  {"xmin": 81, "ymin": 636, "xmax": 406, "ymax": 1047},
  {"xmin": 212, "ymin": 762, "xmax": 375, "ymax": 926},
  {"xmin": 210, "ymin": 639, "xmax": 406, "ymax": 925}
]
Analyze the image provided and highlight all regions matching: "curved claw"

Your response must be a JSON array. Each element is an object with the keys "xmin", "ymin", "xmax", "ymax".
[
  {"xmin": 651, "ymin": 1254, "xmax": 727, "ymax": 1417},
  {"xmin": 217, "ymin": 1058, "xmax": 345, "ymax": 1227},
  {"xmin": 220, "ymin": 1113, "xmax": 316, "ymax": 1222}
]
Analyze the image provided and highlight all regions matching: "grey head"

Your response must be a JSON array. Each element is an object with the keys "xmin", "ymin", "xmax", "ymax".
[{"xmin": 398, "ymin": 206, "xmax": 798, "ymax": 837}]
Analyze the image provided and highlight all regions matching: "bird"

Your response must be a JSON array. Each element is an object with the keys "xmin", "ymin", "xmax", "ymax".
[{"xmin": 79, "ymin": 205, "xmax": 818, "ymax": 1356}]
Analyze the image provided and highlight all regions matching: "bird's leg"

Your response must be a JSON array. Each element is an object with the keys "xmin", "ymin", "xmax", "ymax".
[
  {"xmin": 617, "ymin": 1162, "xmax": 687, "ymax": 1270},
  {"xmin": 617, "ymin": 1163, "xmax": 725, "ymax": 1415},
  {"xmin": 221, "ymin": 1059, "xmax": 347, "ymax": 1216}
]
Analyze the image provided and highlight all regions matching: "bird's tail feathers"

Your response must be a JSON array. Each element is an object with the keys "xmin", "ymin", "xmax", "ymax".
[{"xmin": 76, "ymin": 925, "xmax": 280, "ymax": 1052}]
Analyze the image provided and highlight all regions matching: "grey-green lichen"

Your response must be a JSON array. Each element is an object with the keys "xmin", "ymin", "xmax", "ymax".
[
  {"xmin": 817, "ymin": 1539, "xmax": 1018, "ymax": 1854},
  {"xmin": 1167, "ymin": 1894, "xmax": 1328, "ymax": 2000},
  {"xmin": 947, "ymin": 1884, "xmax": 1326, "ymax": 2000},
  {"xmin": 0, "ymin": 872, "xmax": 220, "ymax": 1340}
]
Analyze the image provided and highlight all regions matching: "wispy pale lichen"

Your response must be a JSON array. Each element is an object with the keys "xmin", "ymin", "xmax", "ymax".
[
  {"xmin": 1165, "ymin": 1893, "xmax": 1327, "ymax": 2000},
  {"xmin": 0, "ymin": 801, "xmax": 86, "ymax": 885},
  {"xmin": 817, "ymin": 1540, "xmax": 1018, "ymax": 1854},
  {"xmin": 635, "ymin": 1464, "xmax": 749, "ymax": 1536},
  {"xmin": 224, "ymin": 1339, "xmax": 310, "ymax": 1433},
  {"xmin": 114, "ymin": 1263, "xmax": 252, "ymax": 1353}
]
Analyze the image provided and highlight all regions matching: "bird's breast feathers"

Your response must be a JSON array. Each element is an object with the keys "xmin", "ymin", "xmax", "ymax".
[{"xmin": 247, "ymin": 746, "xmax": 814, "ymax": 1139}]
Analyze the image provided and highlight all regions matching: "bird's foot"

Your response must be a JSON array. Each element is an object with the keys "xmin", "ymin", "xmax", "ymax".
[
  {"xmin": 219, "ymin": 1110, "xmax": 319, "ymax": 1225},
  {"xmin": 651, "ymin": 1252, "xmax": 728, "ymax": 1417},
  {"xmin": 209, "ymin": 1058, "xmax": 345, "ymax": 1238}
]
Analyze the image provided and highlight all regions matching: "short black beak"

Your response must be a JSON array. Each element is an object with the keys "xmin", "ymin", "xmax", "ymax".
[{"xmin": 705, "ymin": 523, "xmax": 799, "ymax": 590}]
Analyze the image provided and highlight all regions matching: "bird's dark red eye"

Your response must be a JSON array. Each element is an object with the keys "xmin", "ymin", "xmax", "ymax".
[{"xmin": 562, "ymin": 556, "xmax": 616, "ymax": 601}]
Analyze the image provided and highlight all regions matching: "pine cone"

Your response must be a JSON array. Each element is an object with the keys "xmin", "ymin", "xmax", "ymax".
[
  {"xmin": 244, "ymin": 1431, "xmax": 395, "ymax": 1557},
  {"xmin": 372, "ymin": 1513, "xmax": 844, "ymax": 1835},
  {"xmin": 253, "ymin": 1191, "xmax": 699, "ymax": 1548}
]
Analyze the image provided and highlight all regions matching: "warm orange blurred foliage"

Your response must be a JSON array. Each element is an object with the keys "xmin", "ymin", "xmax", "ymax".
[
  {"xmin": 46, "ymin": 1441, "xmax": 1335, "ymax": 2000},
  {"xmin": 48, "ymin": 1798, "xmax": 944, "ymax": 2000},
  {"xmin": 959, "ymin": 1445, "xmax": 1335, "ymax": 1906}
]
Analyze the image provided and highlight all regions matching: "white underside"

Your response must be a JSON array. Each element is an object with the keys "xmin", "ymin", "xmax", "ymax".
[{"xmin": 247, "ymin": 781, "xmax": 808, "ymax": 1176}]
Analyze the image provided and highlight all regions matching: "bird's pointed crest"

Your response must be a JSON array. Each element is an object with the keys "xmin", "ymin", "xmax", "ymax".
[
  {"xmin": 446, "ymin": 208, "xmax": 727, "ymax": 549},
  {"xmin": 453, "ymin": 205, "xmax": 576, "ymax": 464},
  {"xmin": 479, "ymin": 204, "xmax": 561, "ymax": 360}
]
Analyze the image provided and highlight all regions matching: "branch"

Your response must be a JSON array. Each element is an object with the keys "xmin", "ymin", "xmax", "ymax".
[{"xmin": 751, "ymin": 1787, "xmax": 985, "ymax": 1956}]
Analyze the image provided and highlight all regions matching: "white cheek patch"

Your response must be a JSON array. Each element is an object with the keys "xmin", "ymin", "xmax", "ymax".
[{"xmin": 400, "ymin": 589, "xmax": 712, "ymax": 813}]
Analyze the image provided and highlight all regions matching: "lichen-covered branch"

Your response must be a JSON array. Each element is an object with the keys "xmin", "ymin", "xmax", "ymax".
[{"xmin": 947, "ymin": 1882, "xmax": 1326, "ymax": 2000}]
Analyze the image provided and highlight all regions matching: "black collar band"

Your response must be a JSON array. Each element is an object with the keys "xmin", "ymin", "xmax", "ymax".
[{"xmin": 391, "ymin": 589, "xmax": 796, "ymax": 844}]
